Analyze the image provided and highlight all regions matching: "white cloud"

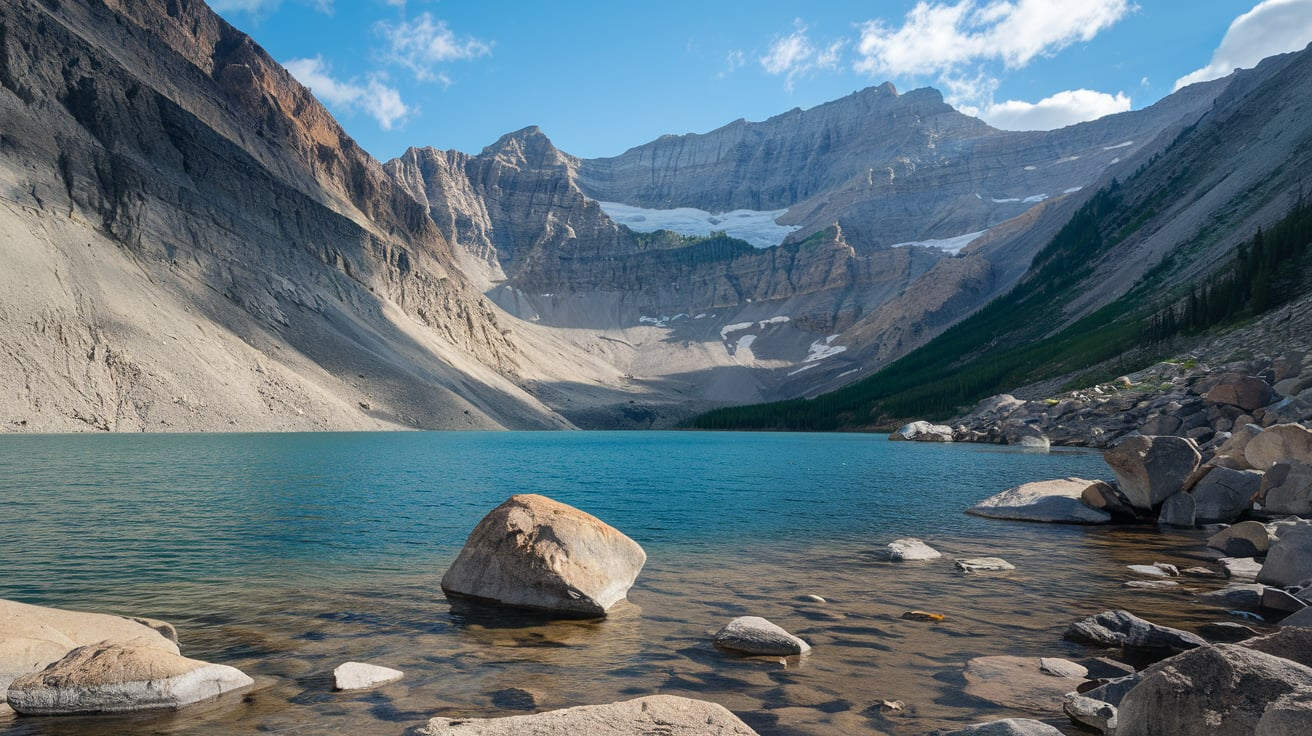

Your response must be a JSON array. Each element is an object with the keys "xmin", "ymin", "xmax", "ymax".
[
  {"xmin": 375, "ymin": 12, "xmax": 492, "ymax": 83},
  {"xmin": 1174, "ymin": 0, "xmax": 1312, "ymax": 90},
  {"xmin": 982, "ymin": 89, "xmax": 1131, "ymax": 130},
  {"xmin": 717, "ymin": 50, "xmax": 747, "ymax": 79},
  {"xmin": 854, "ymin": 0, "xmax": 1133, "ymax": 77},
  {"xmin": 283, "ymin": 56, "xmax": 413, "ymax": 130},
  {"xmin": 760, "ymin": 20, "xmax": 845, "ymax": 91},
  {"xmin": 851, "ymin": 0, "xmax": 1132, "ymax": 119}
]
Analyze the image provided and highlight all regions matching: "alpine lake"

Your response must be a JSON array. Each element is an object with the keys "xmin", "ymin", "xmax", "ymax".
[{"xmin": 0, "ymin": 431, "xmax": 1232, "ymax": 735}]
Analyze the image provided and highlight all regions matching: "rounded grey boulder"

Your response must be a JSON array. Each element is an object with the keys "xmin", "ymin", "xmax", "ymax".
[
  {"xmin": 440, "ymin": 494, "xmax": 646, "ymax": 618},
  {"xmin": 712, "ymin": 616, "xmax": 810, "ymax": 656},
  {"xmin": 1105, "ymin": 435, "xmax": 1201, "ymax": 512}
]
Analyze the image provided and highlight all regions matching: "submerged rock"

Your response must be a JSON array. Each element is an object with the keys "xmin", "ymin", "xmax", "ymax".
[
  {"xmin": 418, "ymin": 695, "xmax": 759, "ymax": 735},
  {"xmin": 333, "ymin": 662, "xmax": 403, "ymax": 691},
  {"xmin": 942, "ymin": 717, "xmax": 1065, "ymax": 735},
  {"xmin": 7, "ymin": 641, "xmax": 253, "ymax": 715},
  {"xmin": 962, "ymin": 656, "xmax": 1087, "ymax": 713},
  {"xmin": 955, "ymin": 557, "xmax": 1015, "ymax": 572},
  {"xmin": 966, "ymin": 478, "xmax": 1111, "ymax": 524},
  {"xmin": 440, "ymin": 494, "xmax": 646, "ymax": 618},
  {"xmin": 887, "ymin": 537, "xmax": 942, "ymax": 561},
  {"xmin": 712, "ymin": 616, "xmax": 810, "ymax": 656}
]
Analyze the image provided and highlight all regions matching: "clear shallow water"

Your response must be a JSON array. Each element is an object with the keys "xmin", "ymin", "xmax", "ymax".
[{"xmin": 0, "ymin": 432, "xmax": 1229, "ymax": 735}]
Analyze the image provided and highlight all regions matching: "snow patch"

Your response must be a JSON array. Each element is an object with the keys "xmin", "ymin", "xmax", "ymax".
[
  {"xmin": 991, "ymin": 196, "xmax": 1022, "ymax": 204},
  {"xmin": 1024, "ymin": 165, "xmax": 1038, "ymax": 171},
  {"xmin": 1110, "ymin": 157, "xmax": 1120, "ymax": 165},
  {"xmin": 1103, "ymin": 141, "xmax": 1134, "ymax": 150},
  {"xmin": 736, "ymin": 334, "xmax": 757, "ymax": 351},
  {"xmin": 1063, "ymin": 187, "xmax": 1083, "ymax": 194},
  {"xmin": 804, "ymin": 335, "xmax": 847, "ymax": 363},
  {"xmin": 890, "ymin": 230, "xmax": 986, "ymax": 255},
  {"xmin": 1056, "ymin": 155, "xmax": 1080, "ymax": 164},
  {"xmin": 640, "ymin": 313, "xmax": 689, "ymax": 328},
  {"xmin": 597, "ymin": 201, "xmax": 801, "ymax": 248},
  {"xmin": 720, "ymin": 316, "xmax": 791, "ymax": 340},
  {"xmin": 1022, "ymin": 194, "xmax": 1049, "ymax": 204},
  {"xmin": 788, "ymin": 363, "xmax": 819, "ymax": 376}
]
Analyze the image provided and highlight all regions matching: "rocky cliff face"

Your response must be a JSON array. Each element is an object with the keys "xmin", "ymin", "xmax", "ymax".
[
  {"xmin": 384, "ymin": 74, "xmax": 1232, "ymax": 421},
  {"xmin": 577, "ymin": 81, "xmax": 1226, "ymax": 247},
  {"xmin": 0, "ymin": 0, "xmax": 569, "ymax": 431}
]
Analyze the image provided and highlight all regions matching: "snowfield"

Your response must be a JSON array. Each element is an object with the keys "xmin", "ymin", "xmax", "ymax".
[
  {"xmin": 890, "ymin": 230, "xmax": 986, "ymax": 255},
  {"xmin": 597, "ymin": 201, "xmax": 800, "ymax": 248}
]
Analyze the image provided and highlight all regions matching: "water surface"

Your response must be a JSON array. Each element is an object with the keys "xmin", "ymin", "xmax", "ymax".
[{"xmin": 0, "ymin": 432, "xmax": 1228, "ymax": 735}]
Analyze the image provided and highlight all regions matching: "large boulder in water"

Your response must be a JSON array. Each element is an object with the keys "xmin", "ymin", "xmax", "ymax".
[
  {"xmin": 1116, "ymin": 644, "xmax": 1312, "ymax": 736},
  {"xmin": 0, "ymin": 598, "xmax": 180, "ymax": 697},
  {"xmin": 418, "ymin": 695, "xmax": 759, "ymax": 735},
  {"xmin": 440, "ymin": 494, "xmax": 646, "ymax": 618},
  {"xmin": 966, "ymin": 478, "xmax": 1111, "ymax": 524},
  {"xmin": 6, "ymin": 641, "xmax": 253, "ymax": 714},
  {"xmin": 1104, "ymin": 435, "xmax": 1201, "ymax": 511}
]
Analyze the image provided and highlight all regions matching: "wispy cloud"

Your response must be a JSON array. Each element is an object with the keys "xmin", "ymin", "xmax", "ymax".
[
  {"xmin": 718, "ymin": 49, "xmax": 747, "ymax": 79},
  {"xmin": 283, "ymin": 55, "xmax": 413, "ymax": 130},
  {"xmin": 982, "ymin": 89, "xmax": 1131, "ymax": 130},
  {"xmin": 1174, "ymin": 0, "xmax": 1312, "ymax": 90},
  {"xmin": 759, "ymin": 20, "xmax": 845, "ymax": 91},
  {"xmin": 375, "ymin": 12, "xmax": 492, "ymax": 83}
]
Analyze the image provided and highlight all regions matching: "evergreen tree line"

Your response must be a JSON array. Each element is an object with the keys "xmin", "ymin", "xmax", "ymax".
[{"xmin": 1143, "ymin": 197, "xmax": 1312, "ymax": 343}]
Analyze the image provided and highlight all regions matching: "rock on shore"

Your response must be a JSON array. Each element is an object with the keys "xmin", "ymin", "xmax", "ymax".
[
  {"xmin": 418, "ymin": 695, "xmax": 759, "ymax": 735},
  {"xmin": 0, "ymin": 598, "xmax": 181, "ymax": 697},
  {"xmin": 7, "ymin": 641, "xmax": 253, "ymax": 715},
  {"xmin": 966, "ymin": 478, "xmax": 1112, "ymax": 524},
  {"xmin": 441, "ymin": 494, "xmax": 647, "ymax": 618}
]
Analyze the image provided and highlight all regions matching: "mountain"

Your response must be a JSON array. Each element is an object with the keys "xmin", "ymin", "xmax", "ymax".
[
  {"xmin": 387, "ymin": 75, "xmax": 1229, "ymax": 421},
  {"xmin": 1, "ymin": 0, "xmax": 1302, "ymax": 433},
  {"xmin": 0, "ymin": 0, "xmax": 570, "ymax": 431},
  {"xmin": 693, "ymin": 44, "xmax": 1312, "ymax": 431}
]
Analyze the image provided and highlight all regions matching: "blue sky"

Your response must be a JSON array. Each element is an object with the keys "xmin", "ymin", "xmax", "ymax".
[{"xmin": 213, "ymin": 1, "xmax": 1312, "ymax": 161}]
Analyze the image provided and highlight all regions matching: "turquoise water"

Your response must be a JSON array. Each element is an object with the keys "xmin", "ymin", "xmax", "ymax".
[{"xmin": 0, "ymin": 433, "xmax": 1219, "ymax": 735}]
